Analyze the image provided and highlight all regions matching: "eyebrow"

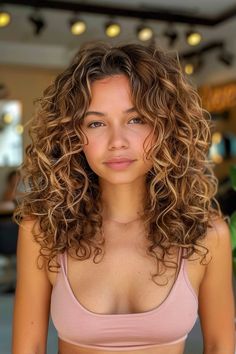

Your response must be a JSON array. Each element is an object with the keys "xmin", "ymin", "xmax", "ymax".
[{"xmin": 84, "ymin": 107, "xmax": 137, "ymax": 118}]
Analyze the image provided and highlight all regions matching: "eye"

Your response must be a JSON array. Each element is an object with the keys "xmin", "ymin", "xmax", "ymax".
[
  {"xmin": 87, "ymin": 121, "xmax": 105, "ymax": 128},
  {"xmin": 86, "ymin": 117, "xmax": 145, "ymax": 128},
  {"xmin": 129, "ymin": 117, "xmax": 145, "ymax": 124}
]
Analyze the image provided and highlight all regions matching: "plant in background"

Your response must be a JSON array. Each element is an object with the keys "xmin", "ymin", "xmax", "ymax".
[{"xmin": 229, "ymin": 165, "xmax": 236, "ymax": 274}]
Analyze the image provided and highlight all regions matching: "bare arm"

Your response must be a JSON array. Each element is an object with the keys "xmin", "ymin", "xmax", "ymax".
[
  {"xmin": 12, "ymin": 219, "xmax": 52, "ymax": 354},
  {"xmin": 198, "ymin": 217, "xmax": 235, "ymax": 354}
]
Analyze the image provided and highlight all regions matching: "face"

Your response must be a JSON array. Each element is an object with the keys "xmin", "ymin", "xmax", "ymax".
[{"xmin": 81, "ymin": 75, "xmax": 154, "ymax": 185}]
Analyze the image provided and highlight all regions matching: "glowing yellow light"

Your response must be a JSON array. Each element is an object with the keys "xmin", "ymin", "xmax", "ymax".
[
  {"xmin": 0, "ymin": 11, "xmax": 11, "ymax": 27},
  {"xmin": 71, "ymin": 20, "xmax": 86, "ymax": 35},
  {"xmin": 212, "ymin": 154, "xmax": 223, "ymax": 164},
  {"xmin": 184, "ymin": 63, "xmax": 194, "ymax": 75},
  {"xmin": 15, "ymin": 124, "xmax": 24, "ymax": 134},
  {"xmin": 3, "ymin": 113, "xmax": 13, "ymax": 124},
  {"xmin": 137, "ymin": 27, "xmax": 153, "ymax": 41},
  {"xmin": 212, "ymin": 132, "xmax": 222, "ymax": 144},
  {"xmin": 186, "ymin": 31, "xmax": 202, "ymax": 46},
  {"xmin": 105, "ymin": 23, "xmax": 121, "ymax": 37}
]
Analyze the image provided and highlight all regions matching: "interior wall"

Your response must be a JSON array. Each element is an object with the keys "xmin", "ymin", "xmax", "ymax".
[
  {"xmin": 0, "ymin": 63, "xmax": 61, "ymax": 197},
  {"xmin": 0, "ymin": 63, "xmax": 61, "ymax": 146}
]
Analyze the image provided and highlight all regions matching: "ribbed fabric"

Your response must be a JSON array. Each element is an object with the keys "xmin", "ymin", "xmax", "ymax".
[{"xmin": 51, "ymin": 247, "xmax": 198, "ymax": 351}]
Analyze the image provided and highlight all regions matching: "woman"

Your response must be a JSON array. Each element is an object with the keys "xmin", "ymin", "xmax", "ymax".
[{"xmin": 12, "ymin": 42, "xmax": 235, "ymax": 354}]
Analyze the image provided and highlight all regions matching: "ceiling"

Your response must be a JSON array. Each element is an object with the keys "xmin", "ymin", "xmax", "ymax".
[{"xmin": 0, "ymin": 0, "xmax": 236, "ymax": 85}]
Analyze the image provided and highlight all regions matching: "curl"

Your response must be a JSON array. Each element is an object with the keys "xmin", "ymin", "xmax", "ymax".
[{"xmin": 14, "ymin": 42, "xmax": 224, "ymax": 284}]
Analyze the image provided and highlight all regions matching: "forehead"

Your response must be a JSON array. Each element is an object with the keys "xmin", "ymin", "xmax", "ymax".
[
  {"xmin": 87, "ymin": 75, "xmax": 134, "ymax": 114},
  {"xmin": 90, "ymin": 75, "xmax": 131, "ymax": 96}
]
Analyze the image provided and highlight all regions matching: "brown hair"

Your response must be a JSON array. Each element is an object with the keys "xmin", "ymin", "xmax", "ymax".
[{"xmin": 14, "ymin": 42, "xmax": 224, "ymax": 284}]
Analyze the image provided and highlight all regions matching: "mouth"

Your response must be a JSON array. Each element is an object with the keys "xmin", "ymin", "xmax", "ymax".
[
  {"xmin": 104, "ymin": 160, "xmax": 135, "ymax": 170},
  {"xmin": 105, "ymin": 158, "xmax": 135, "ymax": 164}
]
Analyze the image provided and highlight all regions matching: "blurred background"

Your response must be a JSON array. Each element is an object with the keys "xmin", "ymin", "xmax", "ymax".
[{"xmin": 0, "ymin": 1, "xmax": 236, "ymax": 353}]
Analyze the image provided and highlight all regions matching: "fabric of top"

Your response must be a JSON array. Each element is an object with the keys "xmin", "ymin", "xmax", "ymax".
[{"xmin": 50, "ymin": 247, "xmax": 198, "ymax": 351}]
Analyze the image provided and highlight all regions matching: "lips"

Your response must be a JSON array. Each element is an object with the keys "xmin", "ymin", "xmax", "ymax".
[
  {"xmin": 104, "ymin": 159, "xmax": 135, "ymax": 170},
  {"xmin": 105, "ymin": 157, "xmax": 135, "ymax": 163}
]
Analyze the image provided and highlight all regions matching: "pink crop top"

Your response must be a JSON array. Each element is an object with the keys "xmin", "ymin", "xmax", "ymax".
[{"xmin": 50, "ymin": 248, "xmax": 198, "ymax": 351}]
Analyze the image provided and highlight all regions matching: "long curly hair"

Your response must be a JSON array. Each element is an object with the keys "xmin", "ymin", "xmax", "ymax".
[{"xmin": 14, "ymin": 41, "xmax": 224, "ymax": 284}]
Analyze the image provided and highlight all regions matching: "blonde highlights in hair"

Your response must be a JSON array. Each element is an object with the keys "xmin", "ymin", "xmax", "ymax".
[{"xmin": 14, "ymin": 42, "xmax": 223, "ymax": 284}]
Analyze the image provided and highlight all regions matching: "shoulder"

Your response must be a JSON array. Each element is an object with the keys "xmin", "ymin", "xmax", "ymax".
[
  {"xmin": 205, "ymin": 216, "xmax": 231, "ymax": 251},
  {"xmin": 200, "ymin": 215, "xmax": 232, "ymax": 267},
  {"xmin": 18, "ymin": 217, "xmax": 40, "ymax": 238},
  {"xmin": 20, "ymin": 218, "xmax": 60, "ymax": 278},
  {"xmin": 206, "ymin": 217, "xmax": 230, "ymax": 250},
  {"xmin": 18, "ymin": 217, "xmax": 52, "ymax": 270}
]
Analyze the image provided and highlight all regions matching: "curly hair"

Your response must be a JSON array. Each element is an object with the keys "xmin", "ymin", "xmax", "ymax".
[{"xmin": 14, "ymin": 41, "xmax": 224, "ymax": 285}]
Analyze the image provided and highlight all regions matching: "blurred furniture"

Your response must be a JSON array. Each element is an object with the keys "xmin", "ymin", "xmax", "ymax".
[{"xmin": 0, "ymin": 210, "xmax": 18, "ymax": 293}]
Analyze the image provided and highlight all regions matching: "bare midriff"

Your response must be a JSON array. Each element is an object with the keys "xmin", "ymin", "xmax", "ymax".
[{"xmin": 58, "ymin": 338, "xmax": 185, "ymax": 354}]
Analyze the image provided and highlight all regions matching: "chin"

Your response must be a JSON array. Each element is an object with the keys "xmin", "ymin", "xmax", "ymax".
[{"xmin": 98, "ymin": 174, "xmax": 146, "ymax": 185}]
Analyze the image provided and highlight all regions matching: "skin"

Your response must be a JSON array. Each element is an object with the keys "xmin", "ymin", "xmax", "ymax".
[
  {"xmin": 81, "ymin": 75, "xmax": 155, "ymax": 223},
  {"xmin": 12, "ymin": 75, "xmax": 235, "ymax": 354}
]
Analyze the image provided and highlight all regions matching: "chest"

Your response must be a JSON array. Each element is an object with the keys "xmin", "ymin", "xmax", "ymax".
[
  {"xmin": 48, "ymin": 243, "xmax": 204, "ymax": 315},
  {"xmin": 76, "ymin": 250, "xmax": 173, "ymax": 312}
]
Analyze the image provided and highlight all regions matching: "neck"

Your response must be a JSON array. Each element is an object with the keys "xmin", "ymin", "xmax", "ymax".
[
  {"xmin": 104, "ymin": 215, "xmax": 143, "ymax": 226},
  {"xmin": 99, "ymin": 178, "xmax": 146, "ymax": 224}
]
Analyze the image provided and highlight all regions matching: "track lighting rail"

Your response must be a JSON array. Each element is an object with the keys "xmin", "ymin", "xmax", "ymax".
[{"xmin": 1, "ymin": 0, "xmax": 236, "ymax": 26}]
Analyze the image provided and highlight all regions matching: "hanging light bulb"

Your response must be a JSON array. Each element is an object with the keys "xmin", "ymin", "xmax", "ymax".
[
  {"xmin": 70, "ymin": 17, "xmax": 86, "ymax": 35},
  {"xmin": 186, "ymin": 29, "xmax": 202, "ymax": 46},
  {"xmin": 137, "ymin": 24, "xmax": 153, "ymax": 41},
  {"xmin": 184, "ymin": 63, "xmax": 194, "ymax": 75},
  {"xmin": 184, "ymin": 56, "xmax": 203, "ymax": 75},
  {"xmin": 105, "ymin": 21, "xmax": 121, "ymax": 37},
  {"xmin": 0, "ymin": 10, "xmax": 11, "ymax": 27}
]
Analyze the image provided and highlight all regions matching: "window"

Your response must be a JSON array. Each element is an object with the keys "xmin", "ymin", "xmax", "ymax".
[{"xmin": 0, "ymin": 100, "xmax": 23, "ymax": 166}]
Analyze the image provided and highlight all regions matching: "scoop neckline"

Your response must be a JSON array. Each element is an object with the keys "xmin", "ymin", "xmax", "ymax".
[{"xmin": 60, "ymin": 249, "xmax": 184, "ymax": 318}]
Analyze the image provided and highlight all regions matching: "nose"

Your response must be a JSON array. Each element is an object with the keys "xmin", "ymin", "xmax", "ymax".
[{"xmin": 108, "ymin": 126, "xmax": 129, "ymax": 150}]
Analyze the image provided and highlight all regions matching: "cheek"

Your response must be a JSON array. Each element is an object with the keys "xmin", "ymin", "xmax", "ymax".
[
  {"xmin": 83, "ymin": 135, "xmax": 98, "ymax": 152},
  {"xmin": 82, "ymin": 149, "xmax": 97, "ymax": 174},
  {"xmin": 82, "ymin": 147, "xmax": 93, "ymax": 164},
  {"xmin": 82, "ymin": 139, "xmax": 102, "ymax": 164}
]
